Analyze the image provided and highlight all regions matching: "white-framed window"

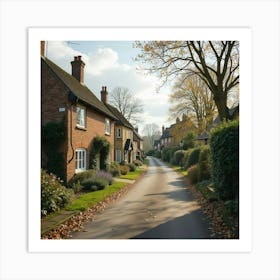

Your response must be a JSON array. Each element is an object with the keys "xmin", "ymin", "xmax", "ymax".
[
  {"xmin": 117, "ymin": 128, "xmax": 122, "ymax": 138},
  {"xmin": 115, "ymin": 150, "xmax": 121, "ymax": 163},
  {"xmin": 75, "ymin": 148, "xmax": 86, "ymax": 172},
  {"xmin": 76, "ymin": 105, "xmax": 86, "ymax": 128},
  {"xmin": 105, "ymin": 118, "xmax": 110, "ymax": 135}
]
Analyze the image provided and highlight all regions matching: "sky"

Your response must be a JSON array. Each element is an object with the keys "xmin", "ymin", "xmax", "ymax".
[{"xmin": 45, "ymin": 41, "xmax": 173, "ymax": 134}]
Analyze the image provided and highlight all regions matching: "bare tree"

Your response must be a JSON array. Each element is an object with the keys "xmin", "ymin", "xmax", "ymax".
[
  {"xmin": 141, "ymin": 123, "xmax": 161, "ymax": 152},
  {"xmin": 135, "ymin": 41, "xmax": 239, "ymax": 121},
  {"xmin": 109, "ymin": 87, "xmax": 144, "ymax": 126}
]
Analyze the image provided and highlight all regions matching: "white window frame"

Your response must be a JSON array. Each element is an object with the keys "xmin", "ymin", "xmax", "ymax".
[
  {"xmin": 105, "ymin": 118, "xmax": 110, "ymax": 135},
  {"xmin": 115, "ymin": 150, "xmax": 121, "ymax": 163},
  {"xmin": 75, "ymin": 148, "xmax": 87, "ymax": 172},
  {"xmin": 76, "ymin": 105, "xmax": 86, "ymax": 128},
  {"xmin": 117, "ymin": 128, "xmax": 122, "ymax": 138}
]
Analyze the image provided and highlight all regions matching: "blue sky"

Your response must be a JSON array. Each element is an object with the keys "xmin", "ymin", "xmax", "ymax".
[{"xmin": 46, "ymin": 41, "xmax": 172, "ymax": 134}]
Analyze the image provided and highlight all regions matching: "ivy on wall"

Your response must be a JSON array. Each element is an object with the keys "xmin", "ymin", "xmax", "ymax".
[
  {"xmin": 90, "ymin": 136, "xmax": 110, "ymax": 170},
  {"xmin": 41, "ymin": 118, "xmax": 66, "ymax": 181}
]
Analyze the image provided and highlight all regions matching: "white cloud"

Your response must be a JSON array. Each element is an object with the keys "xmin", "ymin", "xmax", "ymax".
[{"xmin": 45, "ymin": 41, "xmax": 173, "ymax": 133}]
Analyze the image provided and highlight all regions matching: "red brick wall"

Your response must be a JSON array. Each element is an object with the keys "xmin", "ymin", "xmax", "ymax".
[
  {"xmin": 41, "ymin": 58, "xmax": 115, "ymax": 183},
  {"xmin": 66, "ymin": 103, "xmax": 115, "ymax": 182},
  {"xmin": 41, "ymin": 59, "xmax": 68, "ymax": 174},
  {"xmin": 41, "ymin": 59, "xmax": 68, "ymax": 125}
]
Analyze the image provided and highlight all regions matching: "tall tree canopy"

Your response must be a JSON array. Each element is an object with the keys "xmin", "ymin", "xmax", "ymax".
[
  {"xmin": 109, "ymin": 87, "xmax": 144, "ymax": 126},
  {"xmin": 169, "ymin": 75, "xmax": 216, "ymax": 132},
  {"xmin": 135, "ymin": 41, "xmax": 239, "ymax": 121}
]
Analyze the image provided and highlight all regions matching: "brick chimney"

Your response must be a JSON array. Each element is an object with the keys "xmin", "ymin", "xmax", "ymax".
[
  {"xmin": 71, "ymin": 56, "xmax": 85, "ymax": 83},
  {"xmin": 40, "ymin": 41, "xmax": 45, "ymax": 57},
  {"xmin": 101, "ymin": 86, "xmax": 108, "ymax": 104},
  {"xmin": 162, "ymin": 126, "xmax": 165, "ymax": 135},
  {"xmin": 135, "ymin": 127, "xmax": 138, "ymax": 133}
]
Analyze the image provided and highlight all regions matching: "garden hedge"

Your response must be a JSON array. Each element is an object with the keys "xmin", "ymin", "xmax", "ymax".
[{"xmin": 209, "ymin": 120, "xmax": 239, "ymax": 200}]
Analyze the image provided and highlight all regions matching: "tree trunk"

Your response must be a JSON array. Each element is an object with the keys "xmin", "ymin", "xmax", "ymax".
[{"xmin": 213, "ymin": 91, "xmax": 231, "ymax": 121}]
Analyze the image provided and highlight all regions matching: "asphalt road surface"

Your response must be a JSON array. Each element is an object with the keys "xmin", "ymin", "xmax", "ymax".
[{"xmin": 70, "ymin": 156, "xmax": 213, "ymax": 239}]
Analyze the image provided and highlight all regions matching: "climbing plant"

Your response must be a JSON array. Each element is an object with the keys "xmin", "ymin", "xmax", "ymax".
[
  {"xmin": 89, "ymin": 136, "xmax": 111, "ymax": 170},
  {"xmin": 41, "ymin": 118, "xmax": 66, "ymax": 181}
]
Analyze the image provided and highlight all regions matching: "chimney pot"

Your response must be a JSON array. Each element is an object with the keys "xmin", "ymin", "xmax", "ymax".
[
  {"xmin": 101, "ymin": 86, "xmax": 108, "ymax": 104},
  {"xmin": 40, "ymin": 41, "xmax": 45, "ymax": 57},
  {"xmin": 71, "ymin": 55, "xmax": 85, "ymax": 83}
]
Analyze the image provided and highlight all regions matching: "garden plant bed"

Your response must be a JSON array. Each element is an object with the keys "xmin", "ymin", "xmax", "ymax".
[{"xmin": 41, "ymin": 167, "xmax": 147, "ymax": 239}]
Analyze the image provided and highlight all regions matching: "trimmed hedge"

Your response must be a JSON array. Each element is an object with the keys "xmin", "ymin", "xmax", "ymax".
[
  {"xmin": 209, "ymin": 120, "xmax": 239, "ymax": 200},
  {"xmin": 186, "ymin": 147, "xmax": 201, "ymax": 168},
  {"xmin": 198, "ymin": 145, "xmax": 211, "ymax": 181},
  {"xmin": 187, "ymin": 164, "xmax": 199, "ymax": 185}
]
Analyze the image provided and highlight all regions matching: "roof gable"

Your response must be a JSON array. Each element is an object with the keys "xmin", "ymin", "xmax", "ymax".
[
  {"xmin": 105, "ymin": 103, "xmax": 134, "ymax": 129},
  {"xmin": 42, "ymin": 57, "xmax": 117, "ymax": 120}
]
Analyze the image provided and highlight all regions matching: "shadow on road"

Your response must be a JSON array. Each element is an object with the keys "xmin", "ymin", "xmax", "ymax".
[{"xmin": 131, "ymin": 209, "xmax": 213, "ymax": 239}]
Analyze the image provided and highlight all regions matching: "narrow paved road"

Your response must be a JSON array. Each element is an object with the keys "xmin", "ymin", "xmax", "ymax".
[{"xmin": 70, "ymin": 157, "xmax": 212, "ymax": 239}]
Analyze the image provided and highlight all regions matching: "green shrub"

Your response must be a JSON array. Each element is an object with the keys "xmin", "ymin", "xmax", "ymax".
[
  {"xmin": 127, "ymin": 163, "xmax": 136, "ymax": 172},
  {"xmin": 187, "ymin": 164, "xmax": 199, "ymax": 185},
  {"xmin": 68, "ymin": 169, "xmax": 96, "ymax": 186},
  {"xmin": 133, "ymin": 160, "xmax": 143, "ymax": 166},
  {"xmin": 81, "ymin": 178, "xmax": 97, "ymax": 190},
  {"xmin": 71, "ymin": 181, "xmax": 83, "ymax": 193},
  {"xmin": 198, "ymin": 145, "xmax": 211, "ymax": 181},
  {"xmin": 182, "ymin": 132, "xmax": 196, "ymax": 150},
  {"xmin": 154, "ymin": 150, "xmax": 161, "ymax": 158},
  {"xmin": 83, "ymin": 170, "xmax": 112, "ymax": 190},
  {"xmin": 108, "ymin": 162, "xmax": 120, "ymax": 177},
  {"xmin": 209, "ymin": 120, "xmax": 239, "ymax": 200},
  {"xmin": 182, "ymin": 150, "xmax": 190, "ymax": 167},
  {"xmin": 120, "ymin": 165, "xmax": 130, "ymax": 175},
  {"xmin": 41, "ymin": 169, "xmax": 74, "ymax": 216},
  {"xmin": 196, "ymin": 180, "xmax": 218, "ymax": 202},
  {"xmin": 146, "ymin": 150, "xmax": 155, "ymax": 156},
  {"xmin": 89, "ymin": 136, "xmax": 110, "ymax": 170},
  {"xmin": 187, "ymin": 147, "xmax": 201, "ymax": 168},
  {"xmin": 162, "ymin": 146, "xmax": 179, "ymax": 163},
  {"xmin": 172, "ymin": 150, "xmax": 185, "ymax": 166},
  {"xmin": 92, "ymin": 178, "xmax": 108, "ymax": 190}
]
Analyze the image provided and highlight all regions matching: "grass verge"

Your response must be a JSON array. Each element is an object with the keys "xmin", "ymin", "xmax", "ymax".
[
  {"xmin": 65, "ymin": 182, "xmax": 126, "ymax": 211},
  {"xmin": 172, "ymin": 165, "xmax": 188, "ymax": 176},
  {"xmin": 119, "ymin": 168, "xmax": 144, "ymax": 180}
]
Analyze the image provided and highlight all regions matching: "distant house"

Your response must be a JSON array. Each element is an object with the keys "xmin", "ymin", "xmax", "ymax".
[
  {"xmin": 160, "ymin": 126, "xmax": 174, "ymax": 149},
  {"xmin": 41, "ymin": 42, "xmax": 117, "ymax": 182},
  {"xmin": 101, "ymin": 87, "xmax": 138, "ymax": 163},
  {"xmin": 133, "ymin": 128, "xmax": 144, "ymax": 160},
  {"xmin": 153, "ymin": 139, "xmax": 160, "ymax": 150},
  {"xmin": 196, "ymin": 105, "xmax": 239, "ymax": 145}
]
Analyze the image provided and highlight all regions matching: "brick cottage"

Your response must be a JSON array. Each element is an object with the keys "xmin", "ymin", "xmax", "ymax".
[{"xmin": 41, "ymin": 41, "xmax": 117, "ymax": 183}]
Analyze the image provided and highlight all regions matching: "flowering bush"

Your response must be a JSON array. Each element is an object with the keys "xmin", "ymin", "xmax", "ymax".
[
  {"xmin": 108, "ymin": 162, "xmax": 121, "ymax": 177},
  {"xmin": 41, "ymin": 169, "xmax": 74, "ymax": 217},
  {"xmin": 95, "ymin": 170, "xmax": 113, "ymax": 185}
]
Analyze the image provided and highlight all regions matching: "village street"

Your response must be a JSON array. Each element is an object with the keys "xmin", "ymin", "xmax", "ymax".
[{"xmin": 70, "ymin": 157, "xmax": 213, "ymax": 239}]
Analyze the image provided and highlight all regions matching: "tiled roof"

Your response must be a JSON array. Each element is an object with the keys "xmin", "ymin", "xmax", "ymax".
[
  {"xmin": 42, "ymin": 57, "xmax": 117, "ymax": 120},
  {"xmin": 104, "ymin": 103, "xmax": 134, "ymax": 129},
  {"xmin": 133, "ymin": 129, "xmax": 143, "ymax": 141},
  {"xmin": 160, "ymin": 128, "xmax": 172, "ymax": 139}
]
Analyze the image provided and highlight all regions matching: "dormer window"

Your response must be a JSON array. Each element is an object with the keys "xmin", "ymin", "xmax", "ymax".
[
  {"xmin": 105, "ymin": 118, "xmax": 110, "ymax": 135},
  {"xmin": 76, "ymin": 105, "xmax": 86, "ymax": 128}
]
